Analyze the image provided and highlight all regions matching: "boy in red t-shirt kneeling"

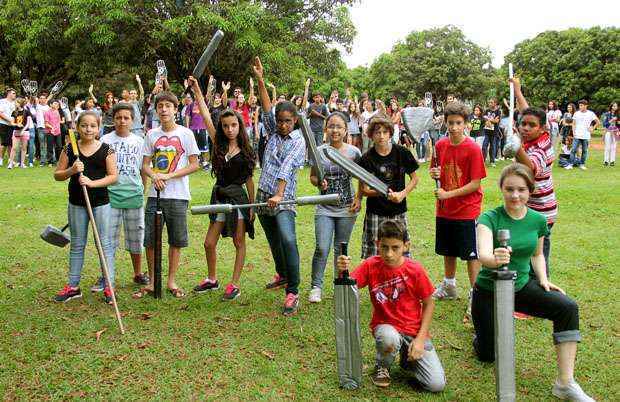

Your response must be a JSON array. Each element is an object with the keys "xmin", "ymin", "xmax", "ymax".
[
  {"xmin": 430, "ymin": 102, "xmax": 486, "ymax": 319},
  {"xmin": 337, "ymin": 220, "xmax": 445, "ymax": 392}
]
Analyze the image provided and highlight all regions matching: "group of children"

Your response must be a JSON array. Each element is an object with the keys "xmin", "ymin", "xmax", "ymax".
[{"xmin": 47, "ymin": 61, "xmax": 595, "ymax": 400}]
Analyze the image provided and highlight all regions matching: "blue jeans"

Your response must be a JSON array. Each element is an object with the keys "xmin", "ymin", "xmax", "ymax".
[
  {"xmin": 28, "ymin": 128, "xmax": 36, "ymax": 165},
  {"xmin": 482, "ymin": 131, "xmax": 497, "ymax": 163},
  {"xmin": 68, "ymin": 203, "xmax": 115, "ymax": 288},
  {"xmin": 569, "ymin": 138, "xmax": 589, "ymax": 166},
  {"xmin": 36, "ymin": 128, "xmax": 47, "ymax": 165},
  {"xmin": 313, "ymin": 130, "xmax": 323, "ymax": 146},
  {"xmin": 258, "ymin": 210, "xmax": 300, "ymax": 294},
  {"xmin": 311, "ymin": 215, "xmax": 357, "ymax": 289}
]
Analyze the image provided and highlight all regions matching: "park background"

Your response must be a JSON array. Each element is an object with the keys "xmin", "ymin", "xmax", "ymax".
[{"xmin": 0, "ymin": 0, "xmax": 619, "ymax": 400}]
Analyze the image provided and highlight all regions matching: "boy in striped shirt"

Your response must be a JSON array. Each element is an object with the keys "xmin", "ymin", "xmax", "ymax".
[{"xmin": 512, "ymin": 78, "xmax": 557, "ymax": 277}]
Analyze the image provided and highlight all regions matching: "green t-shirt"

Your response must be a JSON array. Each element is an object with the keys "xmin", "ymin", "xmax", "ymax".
[{"xmin": 475, "ymin": 206, "xmax": 549, "ymax": 292}]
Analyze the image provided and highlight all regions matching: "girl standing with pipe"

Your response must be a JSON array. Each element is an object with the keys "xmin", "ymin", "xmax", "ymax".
[
  {"xmin": 188, "ymin": 76, "xmax": 256, "ymax": 301},
  {"xmin": 53, "ymin": 111, "xmax": 118, "ymax": 304}
]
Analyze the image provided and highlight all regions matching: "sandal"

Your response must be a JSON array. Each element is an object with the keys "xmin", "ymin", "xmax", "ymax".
[
  {"xmin": 168, "ymin": 288, "xmax": 186, "ymax": 298},
  {"xmin": 132, "ymin": 287, "xmax": 153, "ymax": 299}
]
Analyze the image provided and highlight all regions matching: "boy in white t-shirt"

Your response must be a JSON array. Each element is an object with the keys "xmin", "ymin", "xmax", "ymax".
[
  {"xmin": 136, "ymin": 91, "xmax": 200, "ymax": 299},
  {"xmin": 98, "ymin": 103, "xmax": 149, "ymax": 292},
  {"xmin": 565, "ymin": 100, "xmax": 600, "ymax": 170}
]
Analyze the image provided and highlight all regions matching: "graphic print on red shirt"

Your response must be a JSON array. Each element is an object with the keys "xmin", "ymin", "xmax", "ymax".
[
  {"xmin": 351, "ymin": 256, "xmax": 434, "ymax": 337},
  {"xmin": 432, "ymin": 136, "xmax": 486, "ymax": 220}
]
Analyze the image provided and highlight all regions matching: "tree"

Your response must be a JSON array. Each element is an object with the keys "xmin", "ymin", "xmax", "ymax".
[
  {"xmin": 503, "ymin": 27, "xmax": 620, "ymax": 112},
  {"xmin": 364, "ymin": 26, "xmax": 494, "ymax": 103},
  {"xmin": 0, "ymin": 0, "xmax": 357, "ymax": 99}
]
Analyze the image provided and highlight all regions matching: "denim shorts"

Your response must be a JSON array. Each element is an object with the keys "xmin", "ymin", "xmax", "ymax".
[{"xmin": 144, "ymin": 198, "xmax": 189, "ymax": 248}]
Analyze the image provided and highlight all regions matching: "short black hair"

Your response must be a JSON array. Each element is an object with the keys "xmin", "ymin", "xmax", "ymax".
[
  {"xmin": 521, "ymin": 107, "xmax": 546, "ymax": 126},
  {"xmin": 377, "ymin": 220, "xmax": 407, "ymax": 242},
  {"xmin": 154, "ymin": 91, "xmax": 179, "ymax": 108},
  {"xmin": 444, "ymin": 101, "xmax": 470, "ymax": 122},
  {"xmin": 112, "ymin": 102, "xmax": 134, "ymax": 119},
  {"xmin": 274, "ymin": 100, "xmax": 297, "ymax": 118},
  {"xmin": 578, "ymin": 99, "xmax": 588, "ymax": 106}
]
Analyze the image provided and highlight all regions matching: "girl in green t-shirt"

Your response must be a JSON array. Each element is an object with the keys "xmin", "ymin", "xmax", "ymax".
[{"xmin": 472, "ymin": 163, "xmax": 594, "ymax": 402}]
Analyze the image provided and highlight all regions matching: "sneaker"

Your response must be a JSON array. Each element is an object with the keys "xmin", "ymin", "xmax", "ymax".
[
  {"xmin": 222, "ymin": 283, "xmax": 240, "ymax": 301},
  {"xmin": 611, "ymin": 162, "xmax": 615, "ymax": 167},
  {"xmin": 491, "ymin": 163, "xmax": 496, "ymax": 168},
  {"xmin": 371, "ymin": 366, "xmax": 391, "ymax": 388},
  {"xmin": 28, "ymin": 162, "xmax": 33, "ymax": 168},
  {"xmin": 604, "ymin": 162, "xmax": 609, "ymax": 166},
  {"xmin": 433, "ymin": 280, "xmax": 458, "ymax": 300},
  {"xmin": 54, "ymin": 285, "xmax": 82, "ymax": 302},
  {"xmin": 90, "ymin": 277, "xmax": 105, "ymax": 293},
  {"xmin": 20, "ymin": 163, "xmax": 26, "ymax": 168},
  {"xmin": 308, "ymin": 287, "xmax": 322, "ymax": 303},
  {"xmin": 513, "ymin": 311, "xmax": 532, "ymax": 320},
  {"xmin": 133, "ymin": 273, "xmax": 150, "ymax": 285},
  {"xmin": 266, "ymin": 274, "xmax": 287, "ymax": 290},
  {"xmin": 193, "ymin": 278, "xmax": 219, "ymax": 293},
  {"xmin": 7, "ymin": 162, "xmax": 13, "ymax": 169},
  {"xmin": 578, "ymin": 165, "xmax": 587, "ymax": 170},
  {"xmin": 552, "ymin": 380, "xmax": 595, "ymax": 401},
  {"xmin": 564, "ymin": 165, "xmax": 573, "ymax": 170},
  {"xmin": 282, "ymin": 293, "xmax": 299, "ymax": 316},
  {"xmin": 103, "ymin": 287, "xmax": 114, "ymax": 305}
]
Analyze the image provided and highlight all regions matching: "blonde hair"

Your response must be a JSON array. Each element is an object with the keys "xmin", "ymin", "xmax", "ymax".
[{"xmin": 499, "ymin": 163, "xmax": 535, "ymax": 193}]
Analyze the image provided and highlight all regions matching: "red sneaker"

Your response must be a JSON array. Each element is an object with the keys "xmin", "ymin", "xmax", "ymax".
[
  {"xmin": 513, "ymin": 312, "xmax": 532, "ymax": 320},
  {"xmin": 54, "ymin": 285, "xmax": 82, "ymax": 302}
]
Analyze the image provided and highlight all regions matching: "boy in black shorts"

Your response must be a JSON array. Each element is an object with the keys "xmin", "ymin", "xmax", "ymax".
[{"xmin": 429, "ymin": 102, "xmax": 486, "ymax": 317}]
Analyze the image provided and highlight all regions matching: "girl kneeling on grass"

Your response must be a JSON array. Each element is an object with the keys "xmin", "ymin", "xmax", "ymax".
[
  {"xmin": 53, "ymin": 111, "xmax": 118, "ymax": 304},
  {"xmin": 472, "ymin": 163, "xmax": 594, "ymax": 402},
  {"xmin": 188, "ymin": 76, "xmax": 256, "ymax": 301}
]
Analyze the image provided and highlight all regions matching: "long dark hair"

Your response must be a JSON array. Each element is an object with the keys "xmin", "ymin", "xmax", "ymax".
[{"xmin": 211, "ymin": 109, "xmax": 255, "ymax": 176}]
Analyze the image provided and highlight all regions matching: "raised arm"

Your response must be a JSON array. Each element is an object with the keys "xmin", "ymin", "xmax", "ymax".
[
  {"xmin": 188, "ymin": 76, "xmax": 216, "ymax": 140},
  {"xmin": 302, "ymin": 78, "xmax": 311, "ymax": 110},
  {"xmin": 510, "ymin": 77, "xmax": 529, "ymax": 112},
  {"xmin": 252, "ymin": 56, "xmax": 272, "ymax": 112},
  {"xmin": 221, "ymin": 81, "xmax": 230, "ymax": 108},
  {"xmin": 249, "ymin": 77, "xmax": 255, "ymax": 102},
  {"xmin": 88, "ymin": 84, "xmax": 97, "ymax": 104},
  {"xmin": 136, "ymin": 75, "xmax": 144, "ymax": 102}
]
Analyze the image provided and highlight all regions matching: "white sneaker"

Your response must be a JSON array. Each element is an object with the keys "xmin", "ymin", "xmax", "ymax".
[
  {"xmin": 578, "ymin": 165, "xmax": 587, "ymax": 170},
  {"xmin": 29, "ymin": 163, "xmax": 33, "ymax": 167},
  {"xmin": 433, "ymin": 280, "xmax": 458, "ymax": 300},
  {"xmin": 564, "ymin": 165, "xmax": 573, "ymax": 170},
  {"xmin": 308, "ymin": 287, "xmax": 322, "ymax": 303},
  {"xmin": 7, "ymin": 161, "xmax": 13, "ymax": 169},
  {"xmin": 552, "ymin": 379, "xmax": 595, "ymax": 401},
  {"xmin": 419, "ymin": 158, "xmax": 425, "ymax": 163}
]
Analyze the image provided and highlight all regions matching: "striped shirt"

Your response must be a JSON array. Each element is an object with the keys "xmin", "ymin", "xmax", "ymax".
[{"xmin": 524, "ymin": 132, "xmax": 557, "ymax": 224}]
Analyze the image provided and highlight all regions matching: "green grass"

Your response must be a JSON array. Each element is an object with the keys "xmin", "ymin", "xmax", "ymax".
[{"xmin": 1, "ymin": 141, "xmax": 618, "ymax": 401}]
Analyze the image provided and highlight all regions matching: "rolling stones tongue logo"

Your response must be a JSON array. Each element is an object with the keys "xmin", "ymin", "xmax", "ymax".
[{"xmin": 153, "ymin": 136, "xmax": 184, "ymax": 174}]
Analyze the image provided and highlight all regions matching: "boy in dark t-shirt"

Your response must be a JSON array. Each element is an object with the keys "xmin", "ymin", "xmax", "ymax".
[
  {"xmin": 358, "ymin": 115, "xmax": 419, "ymax": 258},
  {"xmin": 482, "ymin": 99, "xmax": 501, "ymax": 165}
]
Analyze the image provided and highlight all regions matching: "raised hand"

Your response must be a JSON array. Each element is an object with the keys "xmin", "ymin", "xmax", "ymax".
[{"xmin": 252, "ymin": 56, "xmax": 264, "ymax": 80}]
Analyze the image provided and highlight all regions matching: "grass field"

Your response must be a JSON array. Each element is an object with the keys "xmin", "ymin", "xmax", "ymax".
[{"xmin": 0, "ymin": 140, "xmax": 618, "ymax": 401}]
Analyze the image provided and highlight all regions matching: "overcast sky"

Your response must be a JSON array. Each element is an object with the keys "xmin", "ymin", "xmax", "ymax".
[{"xmin": 342, "ymin": 0, "xmax": 617, "ymax": 68}]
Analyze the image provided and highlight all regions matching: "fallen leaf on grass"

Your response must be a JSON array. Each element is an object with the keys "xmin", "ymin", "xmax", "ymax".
[
  {"xmin": 68, "ymin": 391, "xmax": 86, "ymax": 398},
  {"xmin": 261, "ymin": 351, "xmax": 275, "ymax": 360},
  {"xmin": 445, "ymin": 339, "xmax": 463, "ymax": 351},
  {"xmin": 588, "ymin": 323, "xmax": 602, "ymax": 329},
  {"xmin": 245, "ymin": 263, "xmax": 255, "ymax": 271},
  {"xmin": 115, "ymin": 354, "xmax": 129, "ymax": 361},
  {"xmin": 137, "ymin": 341, "xmax": 151, "ymax": 350},
  {"xmin": 6, "ymin": 283, "xmax": 14, "ymax": 289},
  {"xmin": 179, "ymin": 304, "xmax": 190, "ymax": 311},
  {"xmin": 95, "ymin": 328, "xmax": 107, "ymax": 342},
  {"xmin": 138, "ymin": 312, "xmax": 155, "ymax": 320}
]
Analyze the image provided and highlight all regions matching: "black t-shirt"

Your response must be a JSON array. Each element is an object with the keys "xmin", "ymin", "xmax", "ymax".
[
  {"xmin": 470, "ymin": 115, "xmax": 484, "ymax": 137},
  {"xmin": 358, "ymin": 144, "xmax": 419, "ymax": 216},
  {"xmin": 66, "ymin": 142, "xmax": 114, "ymax": 207},
  {"xmin": 215, "ymin": 151, "xmax": 254, "ymax": 187},
  {"xmin": 483, "ymin": 108, "xmax": 501, "ymax": 133}
]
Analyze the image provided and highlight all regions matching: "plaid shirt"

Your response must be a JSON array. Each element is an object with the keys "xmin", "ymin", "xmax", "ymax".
[{"xmin": 256, "ymin": 110, "xmax": 305, "ymax": 214}]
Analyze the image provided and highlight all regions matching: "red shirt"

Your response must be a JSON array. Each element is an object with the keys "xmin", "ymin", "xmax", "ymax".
[
  {"xmin": 351, "ymin": 256, "xmax": 434, "ymax": 337},
  {"xmin": 432, "ymin": 136, "xmax": 486, "ymax": 220}
]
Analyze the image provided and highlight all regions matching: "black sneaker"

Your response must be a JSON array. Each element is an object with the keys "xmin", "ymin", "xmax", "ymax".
[
  {"xmin": 133, "ymin": 273, "xmax": 150, "ymax": 285},
  {"xmin": 604, "ymin": 162, "xmax": 609, "ymax": 166},
  {"xmin": 193, "ymin": 278, "xmax": 219, "ymax": 293},
  {"xmin": 611, "ymin": 162, "xmax": 615, "ymax": 167},
  {"xmin": 103, "ymin": 287, "xmax": 114, "ymax": 305},
  {"xmin": 265, "ymin": 274, "xmax": 287, "ymax": 290},
  {"xmin": 54, "ymin": 285, "xmax": 82, "ymax": 302}
]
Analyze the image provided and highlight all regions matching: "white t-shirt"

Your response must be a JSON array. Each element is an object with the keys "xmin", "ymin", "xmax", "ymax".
[
  {"xmin": 0, "ymin": 99, "xmax": 16, "ymax": 126},
  {"xmin": 573, "ymin": 110, "xmax": 597, "ymax": 140},
  {"xmin": 35, "ymin": 104, "xmax": 50, "ymax": 128},
  {"xmin": 143, "ymin": 124, "xmax": 199, "ymax": 200},
  {"xmin": 101, "ymin": 131, "xmax": 145, "ymax": 209}
]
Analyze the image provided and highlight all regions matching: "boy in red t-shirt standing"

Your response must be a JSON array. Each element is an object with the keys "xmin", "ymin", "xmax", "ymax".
[
  {"xmin": 337, "ymin": 221, "xmax": 445, "ymax": 392},
  {"xmin": 430, "ymin": 102, "xmax": 486, "ymax": 317}
]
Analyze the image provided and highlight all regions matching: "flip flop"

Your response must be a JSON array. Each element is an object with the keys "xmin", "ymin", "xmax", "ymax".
[
  {"xmin": 132, "ymin": 287, "xmax": 153, "ymax": 299},
  {"xmin": 168, "ymin": 288, "xmax": 186, "ymax": 298}
]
